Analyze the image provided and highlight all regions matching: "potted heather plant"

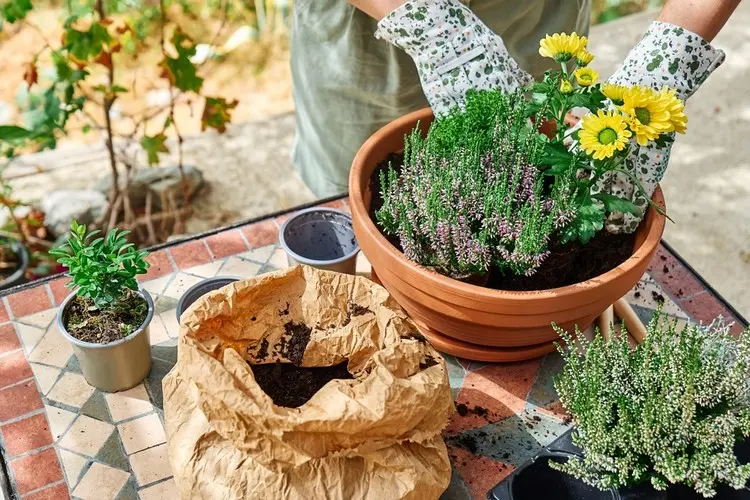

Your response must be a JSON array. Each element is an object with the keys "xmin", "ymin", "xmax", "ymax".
[
  {"xmin": 50, "ymin": 221, "xmax": 153, "ymax": 392},
  {"xmin": 488, "ymin": 313, "xmax": 750, "ymax": 500},
  {"xmin": 349, "ymin": 32, "xmax": 680, "ymax": 361}
]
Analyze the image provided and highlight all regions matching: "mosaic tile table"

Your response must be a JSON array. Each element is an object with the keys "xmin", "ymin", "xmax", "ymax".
[{"xmin": 0, "ymin": 197, "xmax": 746, "ymax": 500}]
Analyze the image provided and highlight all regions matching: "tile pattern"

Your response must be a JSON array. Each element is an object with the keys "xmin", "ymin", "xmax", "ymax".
[{"xmin": 0, "ymin": 198, "xmax": 745, "ymax": 500}]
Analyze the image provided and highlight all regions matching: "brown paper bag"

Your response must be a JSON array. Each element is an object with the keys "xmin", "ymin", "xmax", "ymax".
[{"xmin": 163, "ymin": 265, "xmax": 454, "ymax": 499}]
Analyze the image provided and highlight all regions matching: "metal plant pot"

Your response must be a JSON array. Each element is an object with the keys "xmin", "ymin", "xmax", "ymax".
[
  {"xmin": 0, "ymin": 241, "xmax": 29, "ymax": 292},
  {"xmin": 279, "ymin": 208, "xmax": 360, "ymax": 275},
  {"xmin": 57, "ymin": 289, "xmax": 154, "ymax": 393},
  {"xmin": 176, "ymin": 276, "xmax": 241, "ymax": 323}
]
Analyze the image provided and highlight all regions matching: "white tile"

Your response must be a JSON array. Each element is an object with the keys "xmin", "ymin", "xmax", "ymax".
[
  {"xmin": 129, "ymin": 443, "xmax": 172, "ymax": 486},
  {"xmin": 185, "ymin": 260, "xmax": 224, "ymax": 278},
  {"xmin": 626, "ymin": 278, "xmax": 688, "ymax": 319},
  {"xmin": 59, "ymin": 449, "xmax": 87, "ymax": 488},
  {"xmin": 47, "ymin": 372, "xmax": 94, "ymax": 408},
  {"xmin": 239, "ymin": 245, "xmax": 275, "ymax": 264},
  {"xmin": 355, "ymin": 253, "xmax": 371, "ymax": 278},
  {"xmin": 59, "ymin": 414, "xmax": 114, "ymax": 457},
  {"xmin": 148, "ymin": 315, "xmax": 170, "ymax": 345},
  {"xmin": 160, "ymin": 310, "xmax": 181, "ymax": 339},
  {"xmin": 267, "ymin": 248, "xmax": 290, "ymax": 270},
  {"xmin": 118, "ymin": 413, "xmax": 166, "ymax": 455},
  {"xmin": 73, "ymin": 462, "xmax": 129, "ymax": 500},
  {"xmin": 162, "ymin": 272, "xmax": 204, "ymax": 300},
  {"xmin": 17, "ymin": 308, "xmax": 57, "ymax": 329},
  {"xmin": 219, "ymin": 257, "xmax": 261, "ymax": 277},
  {"xmin": 139, "ymin": 478, "xmax": 178, "ymax": 500},
  {"xmin": 45, "ymin": 404, "xmax": 77, "ymax": 440},
  {"xmin": 141, "ymin": 275, "xmax": 172, "ymax": 296},
  {"xmin": 27, "ymin": 321, "xmax": 73, "ymax": 368},
  {"xmin": 14, "ymin": 323, "xmax": 45, "ymax": 355},
  {"xmin": 29, "ymin": 363, "xmax": 61, "ymax": 395},
  {"xmin": 105, "ymin": 384, "xmax": 153, "ymax": 423}
]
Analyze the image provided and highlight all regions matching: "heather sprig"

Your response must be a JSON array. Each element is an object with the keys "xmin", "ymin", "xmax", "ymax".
[{"xmin": 553, "ymin": 313, "xmax": 750, "ymax": 497}]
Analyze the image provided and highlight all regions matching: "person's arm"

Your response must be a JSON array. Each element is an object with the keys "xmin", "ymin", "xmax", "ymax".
[{"xmin": 657, "ymin": 0, "xmax": 741, "ymax": 42}]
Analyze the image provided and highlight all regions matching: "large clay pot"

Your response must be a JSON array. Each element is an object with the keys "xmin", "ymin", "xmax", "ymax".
[{"xmin": 349, "ymin": 108, "xmax": 666, "ymax": 362}]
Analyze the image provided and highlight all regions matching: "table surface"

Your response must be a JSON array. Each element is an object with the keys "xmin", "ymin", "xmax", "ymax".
[{"xmin": 0, "ymin": 197, "xmax": 746, "ymax": 500}]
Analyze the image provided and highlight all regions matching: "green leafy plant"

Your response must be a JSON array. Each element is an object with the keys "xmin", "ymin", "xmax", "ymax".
[
  {"xmin": 50, "ymin": 221, "xmax": 150, "ymax": 309},
  {"xmin": 553, "ymin": 313, "xmax": 750, "ymax": 497}
]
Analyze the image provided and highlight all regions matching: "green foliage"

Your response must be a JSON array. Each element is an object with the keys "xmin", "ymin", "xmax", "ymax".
[
  {"xmin": 49, "ymin": 221, "xmax": 150, "ymax": 310},
  {"xmin": 553, "ymin": 313, "xmax": 750, "ymax": 497},
  {"xmin": 1, "ymin": 0, "xmax": 31, "ymax": 23},
  {"xmin": 140, "ymin": 134, "xmax": 169, "ymax": 165},
  {"xmin": 63, "ymin": 18, "xmax": 112, "ymax": 62},
  {"xmin": 162, "ymin": 30, "xmax": 204, "ymax": 93}
]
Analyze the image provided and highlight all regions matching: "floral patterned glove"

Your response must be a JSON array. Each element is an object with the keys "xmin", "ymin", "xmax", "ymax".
[
  {"xmin": 602, "ymin": 21, "xmax": 725, "ymax": 233},
  {"xmin": 374, "ymin": 0, "xmax": 532, "ymax": 116}
]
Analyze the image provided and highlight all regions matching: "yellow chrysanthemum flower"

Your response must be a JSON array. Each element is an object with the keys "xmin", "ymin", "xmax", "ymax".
[
  {"xmin": 575, "ymin": 50, "xmax": 595, "ymax": 67},
  {"xmin": 619, "ymin": 86, "xmax": 672, "ymax": 146},
  {"xmin": 659, "ymin": 87, "xmax": 688, "ymax": 134},
  {"xmin": 539, "ymin": 32, "xmax": 588, "ymax": 63},
  {"xmin": 559, "ymin": 79, "xmax": 574, "ymax": 94},
  {"xmin": 573, "ymin": 67, "xmax": 599, "ymax": 87},
  {"xmin": 579, "ymin": 110, "xmax": 633, "ymax": 160},
  {"xmin": 602, "ymin": 83, "xmax": 628, "ymax": 106}
]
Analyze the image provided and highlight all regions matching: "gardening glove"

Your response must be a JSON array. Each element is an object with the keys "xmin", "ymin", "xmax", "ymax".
[
  {"xmin": 374, "ymin": 0, "xmax": 533, "ymax": 117},
  {"xmin": 601, "ymin": 21, "xmax": 725, "ymax": 233}
]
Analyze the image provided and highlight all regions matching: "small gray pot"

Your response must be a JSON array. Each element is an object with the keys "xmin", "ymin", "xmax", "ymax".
[
  {"xmin": 176, "ymin": 276, "xmax": 241, "ymax": 323},
  {"xmin": 57, "ymin": 289, "xmax": 154, "ymax": 393},
  {"xmin": 279, "ymin": 208, "xmax": 360, "ymax": 275}
]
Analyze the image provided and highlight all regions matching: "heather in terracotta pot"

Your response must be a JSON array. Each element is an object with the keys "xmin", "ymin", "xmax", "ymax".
[{"xmin": 348, "ymin": 33, "xmax": 677, "ymax": 362}]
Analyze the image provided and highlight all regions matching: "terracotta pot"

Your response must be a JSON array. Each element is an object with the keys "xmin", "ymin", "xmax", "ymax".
[{"xmin": 349, "ymin": 108, "xmax": 666, "ymax": 362}]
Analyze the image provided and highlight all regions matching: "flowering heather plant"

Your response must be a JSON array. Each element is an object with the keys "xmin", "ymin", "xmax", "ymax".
[
  {"xmin": 377, "ymin": 90, "xmax": 575, "ymax": 279},
  {"xmin": 553, "ymin": 314, "xmax": 750, "ymax": 497}
]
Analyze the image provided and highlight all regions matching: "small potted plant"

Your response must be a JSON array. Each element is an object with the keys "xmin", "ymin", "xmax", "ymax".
[
  {"xmin": 50, "ymin": 221, "xmax": 153, "ymax": 392},
  {"xmin": 489, "ymin": 314, "xmax": 750, "ymax": 499}
]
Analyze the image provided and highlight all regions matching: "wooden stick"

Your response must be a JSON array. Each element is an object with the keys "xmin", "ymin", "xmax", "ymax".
[
  {"xmin": 597, "ymin": 305, "xmax": 614, "ymax": 341},
  {"xmin": 614, "ymin": 298, "xmax": 647, "ymax": 343}
]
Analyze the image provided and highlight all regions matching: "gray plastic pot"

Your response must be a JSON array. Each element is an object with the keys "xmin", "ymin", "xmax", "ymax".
[
  {"xmin": 57, "ymin": 289, "xmax": 154, "ymax": 393},
  {"xmin": 176, "ymin": 276, "xmax": 241, "ymax": 323},
  {"xmin": 0, "ymin": 241, "xmax": 29, "ymax": 292},
  {"xmin": 279, "ymin": 208, "xmax": 360, "ymax": 275}
]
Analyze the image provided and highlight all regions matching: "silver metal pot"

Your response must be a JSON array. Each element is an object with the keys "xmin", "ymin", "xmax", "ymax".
[
  {"xmin": 279, "ymin": 208, "xmax": 360, "ymax": 275},
  {"xmin": 56, "ymin": 289, "xmax": 154, "ymax": 393}
]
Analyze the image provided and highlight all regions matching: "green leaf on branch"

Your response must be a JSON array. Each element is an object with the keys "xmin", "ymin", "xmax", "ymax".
[
  {"xmin": 559, "ymin": 202, "xmax": 605, "ymax": 245},
  {"xmin": 1, "ymin": 0, "xmax": 32, "ymax": 23},
  {"xmin": 201, "ymin": 97, "xmax": 237, "ymax": 133},
  {"xmin": 592, "ymin": 193, "xmax": 642, "ymax": 217},
  {"xmin": 140, "ymin": 134, "xmax": 169, "ymax": 165},
  {"xmin": 0, "ymin": 125, "xmax": 32, "ymax": 142},
  {"xmin": 63, "ymin": 18, "xmax": 112, "ymax": 63},
  {"xmin": 161, "ymin": 30, "xmax": 203, "ymax": 93}
]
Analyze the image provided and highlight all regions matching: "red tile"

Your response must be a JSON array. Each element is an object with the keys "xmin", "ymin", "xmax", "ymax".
[
  {"xmin": 47, "ymin": 278, "xmax": 73, "ymax": 307},
  {"xmin": 446, "ymin": 360, "xmax": 541, "ymax": 434},
  {"xmin": 647, "ymin": 249, "xmax": 704, "ymax": 301},
  {"xmin": 274, "ymin": 213, "xmax": 292, "ymax": 227},
  {"xmin": 0, "ymin": 301, "xmax": 9, "ymax": 323},
  {"xmin": 0, "ymin": 351, "xmax": 33, "ymax": 388},
  {"xmin": 206, "ymin": 230, "xmax": 248, "ymax": 259},
  {"xmin": 7, "ymin": 287, "xmax": 52, "ymax": 319},
  {"xmin": 320, "ymin": 199, "xmax": 347, "ymax": 210},
  {"xmin": 449, "ymin": 446, "xmax": 512, "ymax": 500},
  {"xmin": 138, "ymin": 250, "xmax": 174, "ymax": 282},
  {"xmin": 23, "ymin": 483, "xmax": 70, "ymax": 500},
  {"xmin": 10, "ymin": 448, "xmax": 63, "ymax": 494},
  {"xmin": 240, "ymin": 219, "xmax": 279, "ymax": 249},
  {"xmin": 678, "ymin": 291, "xmax": 732, "ymax": 324},
  {"xmin": 0, "ymin": 380, "xmax": 43, "ymax": 422},
  {"xmin": 731, "ymin": 322, "xmax": 748, "ymax": 337},
  {"xmin": 1, "ymin": 413, "xmax": 53, "ymax": 457},
  {"xmin": 170, "ymin": 240, "xmax": 212, "ymax": 269},
  {"xmin": 0, "ymin": 323, "xmax": 20, "ymax": 354}
]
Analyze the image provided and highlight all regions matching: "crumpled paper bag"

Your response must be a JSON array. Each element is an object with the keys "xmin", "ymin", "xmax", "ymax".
[{"xmin": 163, "ymin": 265, "xmax": 454, "ymax": 499}]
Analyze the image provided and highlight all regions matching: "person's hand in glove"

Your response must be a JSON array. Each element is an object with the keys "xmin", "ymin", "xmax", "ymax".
[
  {"xmin": 599, "ymin": 0, "xmax": 739, "ymax": 233},
  {"xmin": 358, "ymin": 0, "xmax": 535, "ymax": 116}
]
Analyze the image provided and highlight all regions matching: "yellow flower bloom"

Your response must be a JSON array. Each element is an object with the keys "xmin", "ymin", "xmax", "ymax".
[
  {"xmin": 619, "ymin": 86, "xmax": 672, "ymax": 146},
  {"xmin": 575, "ymin": 50, "xmax": 595, "ymax": 67},
  {"xmin": 573, "ymin": 67, "xmax": 599, "ymax": 87},
  {"xmin": 559, "ymin": 79, "xmax": 574, "ymax": 94},
  {"xmin": 602, "ymin": 83, "xmax": 628, "ymax": 106},
  {"xmin": 659, "ymin": 87, "xmax": 688, "ymax": 134},
  {"xmin": 539, "ymin": 32, "xmax": 588, "ymax": 63},
  {"xmin": 579, "ymin": 110, "xmax": 632, "ymax": 160}
]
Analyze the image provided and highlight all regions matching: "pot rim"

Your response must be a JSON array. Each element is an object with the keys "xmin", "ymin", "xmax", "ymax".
[
  {"xmin": 349, "ymin": 107, "xmax": 666, "ymax": 302},
  {"xmin": 279, "ymin": 207, "xmax": 361, "ymax": 266},
  {"xmin": 0, "ymin": 241, "xmax": 29, "ymax": 288},
  {"xmin": 56, "ymin": 287, "xmax": 154, "ymax": 349},
  {"xmin": 176, "ymin": 275, "xmax": 243, "ymax": 321}
]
